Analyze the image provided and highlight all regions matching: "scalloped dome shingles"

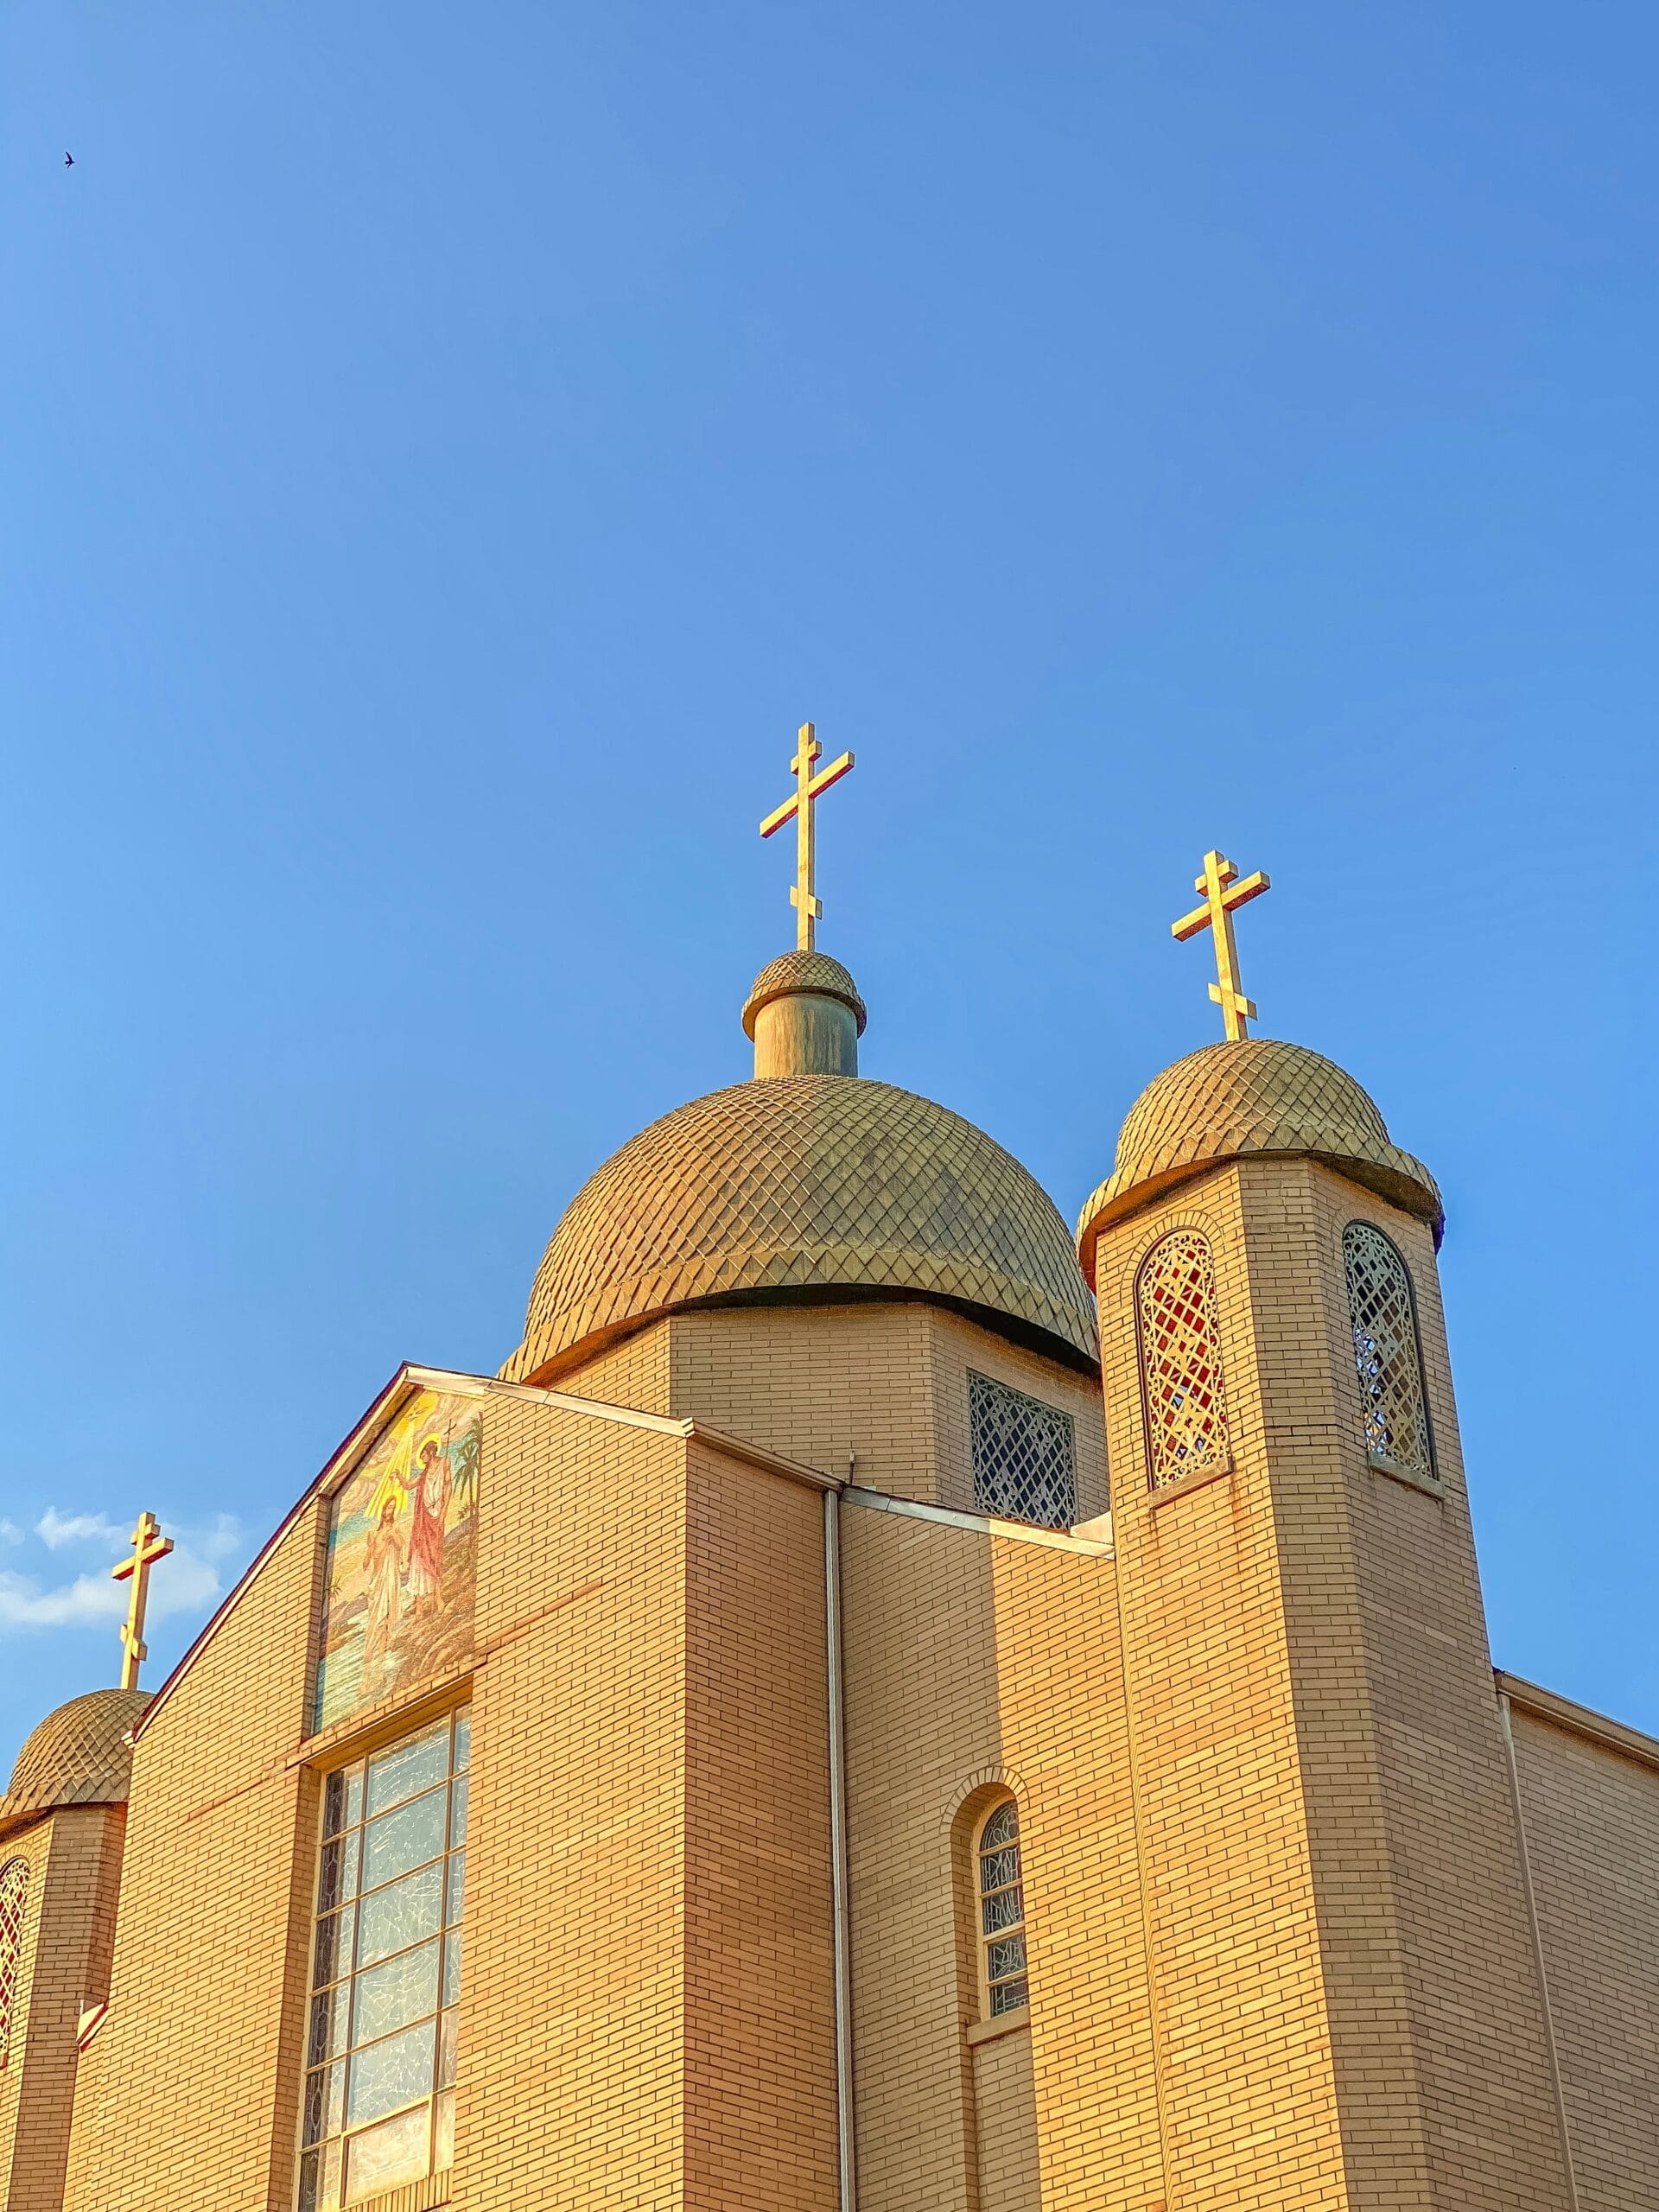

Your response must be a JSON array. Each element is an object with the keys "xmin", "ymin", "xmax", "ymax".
[
  {"xmin": 742, "ymin": 951, "xmax": 868, "ymax": 1038},
  {"xmin": 1076, "ymin": 1039, "xmax": 1442, "ymax": 1282},
  {"xmin": 508, "ymin": 1076, "xmax": 1098, "ymax": 1380},
  {"xmin": 3, "ymin": 1688, "xmax": 150, "ymax": 1821}
]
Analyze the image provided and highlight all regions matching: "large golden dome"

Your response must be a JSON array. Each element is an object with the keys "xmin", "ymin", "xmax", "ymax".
[
  {"xmin": 1077, "ymin": 1038, "xmax": 1442, "ymax": 1281},
  {"xmin": 2, "ymin": 1688, "xmax": 149, "ymax": 1827},
  {"xmin": 507, "ymin": 1073, "xmax": 1098, "ymax": 1382}
]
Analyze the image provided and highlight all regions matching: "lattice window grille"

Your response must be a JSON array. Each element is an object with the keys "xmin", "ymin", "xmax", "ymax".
[
  {"xmin": 977, "ymin": 1800, "xmax": 1028, "ymax": 2017},
  {"xmin": 1136, "ymin": 1230, "xmax": 1231, "ymax": 1490},
  {"xmin": 0, "ymin": 1858, "xmax": 29, "ymax": 2067},
  {"xmin": 1343, "ymin": 1223, "xmax": 1433, "ymax": 1482},
  {"xmin": 969, "ymin": 1372, "xmax": 1077, "ymax": 1530}
]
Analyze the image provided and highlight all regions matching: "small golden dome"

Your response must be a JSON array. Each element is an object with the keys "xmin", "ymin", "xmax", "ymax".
[
  {"xmin": 3, "ymin": 1688, "xmax": 150, "ymax": 1822},
  {"xmin": 507, "ymin": 1075, "xmax": 1098, "ymax": 1381},
  {"xmin": 742, "ymin": 951, "xmax": 868, "ymax": 1039},
  {"xmin": 1077, "ymin": 1038, "xmax": 1442, "ymax": 1283}
]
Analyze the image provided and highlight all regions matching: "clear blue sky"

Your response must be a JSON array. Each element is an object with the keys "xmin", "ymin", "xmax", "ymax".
[{"xmin": 3, "ymin": 2, "xmax": 1655, "ymax": 1770}]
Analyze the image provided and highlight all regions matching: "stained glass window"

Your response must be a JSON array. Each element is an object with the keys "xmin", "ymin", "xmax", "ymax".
[
  {"xmin": 969, "ymin": 1372, "xmax": 1077, "ymax": 1529},
  {"xmin": 0, "ymin": 1858, "xmax": 28, "ymax": 2067},
  {"xmin": 976, "ymin": 1801, "xmax": 1028, "ymax": 2018},
  {"xmin": 299, "ymin": 1709, "xmax": 468, "ymax": 2210},
  {"xmin": 1342, "ymin": 1223, "xmax": 1434, "ymax": 1484},
  {"xmin": 1135, "ymin": 1230, "xmax": 1231, "ymax": 1490}
]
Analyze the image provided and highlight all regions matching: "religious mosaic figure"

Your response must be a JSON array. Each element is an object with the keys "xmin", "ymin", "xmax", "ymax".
[
  {"xmin": 361, "ymin": 1495, "xmax": 404, "ymax": 1671},
  {"xmin": 315, "ymin": 1387, "xmax": 481, "ymax": 1732},
  {"xmin": 405, "ymin": 1435, "xmax": 453, "ymax": 1615}
]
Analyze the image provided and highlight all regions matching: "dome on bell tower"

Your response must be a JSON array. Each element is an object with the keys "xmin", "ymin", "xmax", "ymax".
[
  {"xmin": 1076, "ymin": 1036, "xmax": 1442, "ymax": 1283},
  {"xmin": 2, "ymin": 1687, "xmax": 150, "ymax": 1826}
]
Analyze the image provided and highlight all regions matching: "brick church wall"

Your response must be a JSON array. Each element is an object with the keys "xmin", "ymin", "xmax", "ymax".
[
  {"xmin": 1506, "ymin": 1690, "xmax": 1659, "ymax": 2212},
  {"xmin": 61, "ymin": 1488, "xmax": 324, "ymax": 2212},
  {"xmin": 559, "ymin": 1301, "xmax": 1107, "ymax": 1524},
  {"xmin": 840, "ymin": 1501, "xmax": 1163, "ymax": 2212},
  {"xmin": 0, "ymin": 1805, "xmax": 126, "ymax": 2212}
]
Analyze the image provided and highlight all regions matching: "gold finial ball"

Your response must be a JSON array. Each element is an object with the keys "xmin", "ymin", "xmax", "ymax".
[
  {"xmin": 741, "ymin": 950, "xmax": 868, "ymax": 1039},
  {"xmin": 742, "ymin": 951, "xmax": 868, "ymax": 1079},
  {"xmin": 1076, "ymin": 1038, "xmax": 1443, "ymax": 1285}
]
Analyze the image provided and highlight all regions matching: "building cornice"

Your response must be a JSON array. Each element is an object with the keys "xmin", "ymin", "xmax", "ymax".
[{"xmin": 1497, "ymin": 1669, "xmax": 1659, "ymax": 1778}]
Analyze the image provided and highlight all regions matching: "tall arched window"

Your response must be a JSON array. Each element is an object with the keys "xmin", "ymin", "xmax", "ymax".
[
  {"xmin": 1343, "ymin": 1222, "xmax": 1434, "ymax": 1483},
  {"xmin": 976, "ymin": 1800, "xmax": 1028, "ymax": 2018},
  {"xmin": 0, "ymin": 1857, "xmax": 29, "ymax": 2068},
  {"xmin": 1135, "ymin": 1230, "xmax": 1231, "ymax": 1490}
]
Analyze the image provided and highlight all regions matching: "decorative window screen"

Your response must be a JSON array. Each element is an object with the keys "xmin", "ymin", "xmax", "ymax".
[
  {"xmin": 976, "ymin": 1800, "xmax": 1028, "ymax": 2017},
  {"xmin": 0, "ymin": 1858, "xmax": 28, "ymax": 2067},
  {"xmin": 969, "ymin": 1372, "xmax": 1077, "ymax": 1529},
  {"xmin": 300, "ymin": 1709, "xmax": 468, "ymax": 2210},
  {"xmin": 1342, "ymin": 1223, "xmax": 1434, "ymax": 1482},
  {"xmin": 1135, "ymin": 1230, "xmax": 1231, "ymax": 1490}
]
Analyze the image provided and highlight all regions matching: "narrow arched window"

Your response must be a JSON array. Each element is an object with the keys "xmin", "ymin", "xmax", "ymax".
[
  {"xmin": 0, "ymin": 1857, "xmax": 29, "ymax": 2068},
  {"xmin": 1343, "ymin": 1223, "xmax": 1434, "ymax": 1483},
  {"xmin": 1135, "ymin": 1230, "xmax": 1231, "ymax": 1490},
  {"xmin": 976, "ymin": 1800, "xmax": 1028, "ymax": 2018}
]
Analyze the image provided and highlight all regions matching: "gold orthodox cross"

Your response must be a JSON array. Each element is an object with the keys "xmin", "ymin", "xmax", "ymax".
[
  {"xmin": 759, "ymin": 723, "xmax": 855, "ymax": 951},
  {"xmin": 111, "ymin": 1510, "xmax": 174, "ymax": 1692},
  {"xmin": 1172, "ymin": 849, "xmax": 1271, "ymax": 1040}
]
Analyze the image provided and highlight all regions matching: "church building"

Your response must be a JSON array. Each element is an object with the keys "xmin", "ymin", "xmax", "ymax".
[{"xmin": 1, "ymin": 740, "xmax": 1656, "ymax": 2212}]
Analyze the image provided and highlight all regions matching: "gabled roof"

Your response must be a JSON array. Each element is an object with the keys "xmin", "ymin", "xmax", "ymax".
[{"xmin": 133, "ymin": 1362, "xmax": 835, "ymax": 1742}]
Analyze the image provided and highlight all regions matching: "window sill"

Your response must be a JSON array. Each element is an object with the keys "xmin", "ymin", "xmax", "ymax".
[
  {"xmin": 967, "ymin": 2005, "xmax": 1031, "ymax": 2047},
  {"xmin": 1367, "ymin": 1452, "xmax": 1443, "ymax": 1500},
  {"xmin": 348, "ymin": 2169, "xmax": 452, "ymax": 2212},
  {"xmin": 1147, "ymin": 1459, "xmax": 1234, "ymax": 1510}
]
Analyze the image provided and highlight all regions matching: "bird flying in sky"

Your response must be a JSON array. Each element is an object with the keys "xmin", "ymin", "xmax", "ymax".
[{"xmin": 64, "ymin": 151, "xmax": 74, "ymax": 166}]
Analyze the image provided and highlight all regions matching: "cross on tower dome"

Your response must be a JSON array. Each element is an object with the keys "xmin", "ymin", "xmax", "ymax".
[
  {"xmin": 111, "ymin": 1510, "xmax": 173, "ymax": 1692},
  {"xmin": 1172, "ymin": 848, "xmax": 1271, "ymax": 1040}
]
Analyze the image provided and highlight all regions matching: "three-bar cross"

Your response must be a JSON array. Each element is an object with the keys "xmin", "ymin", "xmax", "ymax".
[
  {"xmin": 759, "ymin": 723, "xmax": 855, "ymax": 951},
  {"xmin": 1172, "ymin": 849, "xmax": 1271, "ymax": 1040},
  {"xmin": 111, "ymin": 1510, "xmax": 174, "ymax": 1692}
]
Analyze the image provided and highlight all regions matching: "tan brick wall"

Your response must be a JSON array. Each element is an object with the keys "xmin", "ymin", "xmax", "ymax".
[
  {"xmin": 1096, "ymin": 1171, "xmax": 1355, "ymax": 2209},
  {"xmin": 462, "ymin": 1394, "xmax": 836, "ymax": 2212},
  {"xmin": 1508, "ymin": 1704, "xmax": 1659, "ymax": 2211},
  {"xmin": 840, "ymin": 1503, "xmax": 1162, "ymax": 2212},
  {"xmin": 683, "ymin": 1439, "xmax": 837, "ymax": 2211},
  {"xmin": 0, "ymin": 1805, "xmax": 126, "ymax": 2212},
  {"xmin": 61, "ymin": 1491, "xmax": 324, "ymax": 2212},
  {"xmin": 461, "ymin": 1393, "xmax": 687, "ymax": 2211},
  {"xmin": 60, "ymin": 1374, "xmax": 840, "ymax": 2212},
  {"xmin": 1288, "ymin": 1163, "xmax": 1571, "ymax": 2209},
  {"xmin": 1094, "ymin": 1156, "xmax": 1575, "ymax": 2209},
  {"xmin": 559, "ymin": 1302, "xmax": 1105, "ymax": 1523},
  {"xmin": 969, "ymin": 2024, "xmax": 1040, "ymax": 2212},
  {"xmin": 552, "ymin": 1321, "xmax": 673, "ymax": 1418}
]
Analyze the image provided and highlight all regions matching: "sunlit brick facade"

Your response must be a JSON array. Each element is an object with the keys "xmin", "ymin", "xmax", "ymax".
[{"xmin": 3, "ymin": 956, "xmax": 1654, "ymax": 2211}]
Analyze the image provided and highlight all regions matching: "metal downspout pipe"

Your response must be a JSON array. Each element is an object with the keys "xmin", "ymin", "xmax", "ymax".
[{"xmin": 823, "ymin": 1487, "xmax": 857, "ymax": 2212}]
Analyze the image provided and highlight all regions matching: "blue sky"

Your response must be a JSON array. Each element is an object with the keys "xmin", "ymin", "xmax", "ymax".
[{"xmin": 3, "ymin": 1, "xmax": 1655, "ymax": 1770}]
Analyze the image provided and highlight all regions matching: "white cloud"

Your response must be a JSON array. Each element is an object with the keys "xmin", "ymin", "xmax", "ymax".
[
  {"xmin": 0, "ymin": 1512, "xmax": 247, "ymax": 1639},
  {"xmin": 35, "ymin": 1509, "xmax": 124, "ymax": 1552},
  {"xmin": 0, "ymin": 1567, "xmax": 125, "ymax": 1629},
  {"xmin": 0, "ymin": 1519, "xmax": 22, "ymax": 1546}
]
